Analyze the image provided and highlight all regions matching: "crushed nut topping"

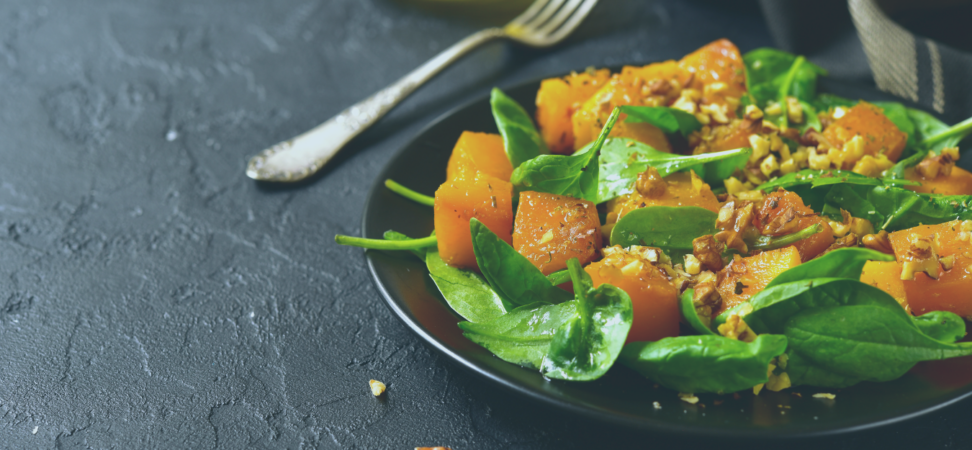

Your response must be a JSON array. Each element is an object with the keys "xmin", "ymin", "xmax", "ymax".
[
  {"xmin": 900, "ymin": 233, "xmax": 940, "ymax": 280},
  {"xmin": 370, "ymin": 379, "xmax": 386, "ymax": 397},
  {"xmin": 692, "ymin": 235, "xmax": 726, "ymax": 271},
  {"xmin": 718, "ymin": 314, "xmax": 757, "ymax": 343},
  {"xmin": 635, "ymin": 166, "xmax": 667, "ymax": 198},
  {"xmin": 862, "ymin": 230, "xmax": 894, "ymax": 255}
]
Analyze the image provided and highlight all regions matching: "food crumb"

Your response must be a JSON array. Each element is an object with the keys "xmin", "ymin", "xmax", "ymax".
[
  {"xmin": 792, "ymin": 392, "xmax": 802, "ymax": 398},
  {"xmin": 369, "ymin": 379, "xmax": 386, "ymax": 397},
  {"xmin": 32, "ymin": 426, "xmax": 38, "ymax": 435},
  {"xmin": 678, "ymin": 393, "xmax": 699, "ymax": 404},
  {"xmin": 813, "ymin": 393, "xmax": 836, "ymax": 400},
  {"xmin": 653, "ymin": 401, "xmax": 662, "ymax": 410}
]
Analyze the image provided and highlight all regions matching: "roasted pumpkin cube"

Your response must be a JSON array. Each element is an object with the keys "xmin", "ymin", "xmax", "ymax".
[
  {"xmin": 889, "ymin": 220, "xmax": 972, "ymax": 318},
  {"xmin": 535, "ymin": 68, "xmax": 611, "ymax": 154},
  {"xmin": 605, "ymin": 170, "xmax": 721, "ymax": 220},
  {"xmin": 905, "ymin": 166, "xmax": 972, "ymax": 196},
  {"xmin": 822, "ymin": 101, "xmax": 908, "ymax": 164},
  {"xmin": 570, "ymin": 60, "xmax": 683, "ymax": 152},
  {"xmin": 585, "ymin": 246, "xmax": 680, "ymax": 343},
  {"xmin": 512, "ymin": 192, "xmax": 601, "ymax": 275},
  {"xmin": 754, "ymin": 189, "xmax": 835, "ymax": 261},
  {"xmin": 434, "ymin": 173, "xmax": 514, "ymax": 269},
  {"xmin": 445, "ymin": 131, "xmax": 514, "ymax": 182},
  {"xmin": 678, "ymin": 38, "xmax": 747, "ymax": 110},
  {"xmin": 715, "ymin": 246, "xmax": 802, "ymax": 315},
  {"xmin": 860, "ymin": 260, "xmax": 908, "ymax": 308}
]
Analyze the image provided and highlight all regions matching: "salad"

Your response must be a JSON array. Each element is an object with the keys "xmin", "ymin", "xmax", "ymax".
[{"xmin": 337, "ymin": 39, "xmax": 972, "ymax": 396}]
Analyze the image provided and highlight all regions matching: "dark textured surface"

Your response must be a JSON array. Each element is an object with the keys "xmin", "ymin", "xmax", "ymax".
[{"xmin": 1, "ymin": 0, "xmax": 970, "ymax": 448}]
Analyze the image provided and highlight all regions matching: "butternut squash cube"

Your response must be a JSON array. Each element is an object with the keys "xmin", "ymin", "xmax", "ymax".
[
  {"xmin": 889, "ymin": 220, "xmax": 972, "ymax": 318},
  {"xmin": 512, "ymin": 191, "xmax": 601, "ymax": 275},
  {"xmin": 535, "ymin": 69, "xmax": 611, "ymax": 154},
  {"xmin": 754, "ymin": 190, "xmax": 835, "ymax": 261},
  {"xmin": 905, "ymin": 166, "xmax": 972, "ymax": 196},
  {"xmin": 822, "ymin": 101, "xmax": 908, "ymax": 164},
  {"xmin": 860, "ymin": 260, "xmax": 907, "ymax": 307},
  {"xmin": 433, "ymin": 173, "xmax": 514, "ymax": 269},
  {"xmin": 445, "ymin": 131, "xmax": 513, "ymax": 182},
  {"xmin": 585, "ymin": 246, "xmax": 680, "ymax": 343},
  {"xmin": 715, "ymin": 246, "xmax": 802, "ymax": 315}
]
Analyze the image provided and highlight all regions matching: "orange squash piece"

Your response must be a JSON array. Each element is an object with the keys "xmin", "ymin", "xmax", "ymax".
[
  {"xmin": 822, "ymin": 101, "xmax": 908, "ymax": 164},
  {"xmin": 905, "ymin": 166, "xmax": 972, "ymax": 196},
  {"xmin": 715, "ymin": 246, "xmax": 802, "ymax": 315},
  {"xmin": 678, "ymin": 38, "xmax": 747, "ymax": 111},
  {"xmin": 570, "ymin": 60, "xmax": 683, "ymax": 152},
  {"xmin": 605, "ymin": 171, "xmax": 720, "ymax": 220},
  {"xmin": 585, "ymin": 246, "xmax": 679, "ymax": 343},
  {"xmin": 535, "ymin": 69, "xmax": 611, "ymax": 154},
  {"xmin": 433, "ymin": 173, "xmax": 514, "ymax": 269},
  {"xmin": 445, "ymin": 131, "xmax": 513, "ymax": 182},
  {"xmin": 889, "ymin": 220, "xmax": 972, "ymax": 318},
  {"xmin": 512, "ymin": 192, "xmax": 601, "ymax": 275},
  {"xmin": 754, "ymin": 190, "xmax": 835, "ymax": 261},
  {"xmin": 860, "ymin": 260, "xmax": 907, "ymax": 307}
]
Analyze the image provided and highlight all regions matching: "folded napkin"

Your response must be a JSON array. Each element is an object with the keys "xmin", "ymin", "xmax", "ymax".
[{"xmin": 759, "ymin": 0, "xmax": 972, "ymax": 123}]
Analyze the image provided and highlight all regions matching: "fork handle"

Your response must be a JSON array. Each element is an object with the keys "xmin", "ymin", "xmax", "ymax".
[{"xmin": 246, "ymin": 27, "xmax": 507, "ymax": 182}]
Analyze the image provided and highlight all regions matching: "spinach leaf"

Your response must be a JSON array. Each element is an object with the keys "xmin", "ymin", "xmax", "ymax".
[
  {"xmin": 765, "ymin": 247, "xmax": 895, "ymax": 289},
  {"xmin": 541, "ymin": 258, "xmax": 633, "ymax": 381},
  {"xmin": 426, "ymin": 248, "xmax": 509, "ymax": 323},
  {"xmin": 756, "ymin": 169, "xmax": 883, "ymax": 193},
  {"xmin": 796, "ymin": 100, "xmax": 821, "ymax": 133},
  {"xmin": 383, "ymin": 230, "xmax": 429, "ymax": 259},
  {"xmin": 510, "ymin": 107, "xmax": 621, "ymax": 203},
  {"xmin": 458, "ymin": 301, "xmax": 578, "ymax": 369},
  {"xmin": 872, "ymin": 101, "xmax": 918, "ymax": 153},
  {"xmin": 619, "ymin": 334, "xmax": 787, "ymax": 394},
  {"xmin": 913, "ymin": 310, "xmax": 967, "ymax": 344},
  {"xmin": 597, "ymin": 137, "xmax": 750, "ymax": 202},
  {"xmin": 812, "ymin": 93, "xmax": 855, "ymax": 111},
  {"xmin": 609, "ymin": 206, "xmax": 718, "ymax": 259},
  {"xmin": 546, "ymin": 269, "xmax": 570, "ymax": 286},
  {"xmin": 743, "ymin": 48, "xmax": 826, "ymax": 128},
  {"xmin": 491, "ymin": 87, "xmax": 548, "ymax": 168},
  {"xmin": 618, "ymin": 105, "xmax": 701, "ymax": 137},
  {"xmin": 907, "ymin": 108, "xmax": 966, "ymax": 152},
  {"xmin": 679, "ymin": 289, "xmax": 717, "ymax": 335},
  {"xmin": 742, "ymin": 278, "xmax": 904, "ymax": 335},
  {"xmin": 470, "ymin": 219, "xmax": 573, "ymax": 307},
  {"xmin": 922, "ymin": 115, "xmax": 972, "ymax": 151},
  {"xmin": 826, "ymin": 185, "xmax": 972, "ymax": 231},
  {"xmin": 784, "ymin": 305, "xmax": 972, "ymax": 388}
]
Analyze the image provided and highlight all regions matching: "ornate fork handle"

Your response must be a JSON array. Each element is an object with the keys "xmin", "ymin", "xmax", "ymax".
[{"xmin": 246, "ymin": 28, "xmax": 507, "ymax": 182}]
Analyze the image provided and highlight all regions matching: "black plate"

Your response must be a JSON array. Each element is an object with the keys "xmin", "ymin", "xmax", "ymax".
[{"xmin": 362, "ymin": 74, "xmax": 972, "ymax": 438}]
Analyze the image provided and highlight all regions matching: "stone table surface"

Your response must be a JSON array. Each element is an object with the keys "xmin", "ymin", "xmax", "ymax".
[{"xmin": 2, "ymin": 0, "xmax": 971, "ymax": 448}]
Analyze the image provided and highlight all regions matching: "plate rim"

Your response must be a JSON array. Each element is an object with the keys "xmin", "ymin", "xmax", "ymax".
[{"xmin": 360, "ymin": 69, "xmax": 972, "ymax": 439}]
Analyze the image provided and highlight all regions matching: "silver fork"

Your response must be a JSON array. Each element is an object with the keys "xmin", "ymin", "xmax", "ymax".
[{"xmin": 246, "ymin": 0, "xmax": 598, "ymax": 182}]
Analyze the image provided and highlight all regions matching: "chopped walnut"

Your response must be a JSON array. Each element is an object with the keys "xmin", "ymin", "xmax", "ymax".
[
  {"xmin": 786, "ymin": 96, "xmax": 803, "ymax": 124},
  {"xmin": 714, "ymin": 201, "xmax": 756, "ymax": 254},
  {"xmin": 718, "ymin": 314, "xmax": 757, "ymax": 343},
  {"xmin": 762, "ymin": 205, "xmax": 801, "ymax": 236},
  {"xmin": 369, "ymin": 379, "xmax": 386, "ymax": 397},
  {"xmin": 693, "ymin": 235, "xmax": 726, "ymax": 271},
  {"xmin": 818, "ymin": 233, "xmax": 858, "ymax": 258},
  {"xmin": 693, "ymin": 275, "xmax": 722, "ymax": 326},
  {"xmin": 862, "ymin": 230, "xmax": 894, "ymax": 255},
  {"xmin": 745, "ymin": 104, "xmax": 764, "ymax": 120},
  {"xmin": 916, "ymin": 150, "xmax": 958, "ymax": 179},
  {"xmin": 635, "ymin": 166, "xmax": 667, "ymax": 198},
  {"xmin": 900, "ymin": 234, "xmax": 940, "ymax": 280}
]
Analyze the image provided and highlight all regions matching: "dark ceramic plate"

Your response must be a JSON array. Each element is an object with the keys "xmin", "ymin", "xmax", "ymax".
[{"xmin": 362, "ymin": 74, "xmax": 972, "ymax": 438}]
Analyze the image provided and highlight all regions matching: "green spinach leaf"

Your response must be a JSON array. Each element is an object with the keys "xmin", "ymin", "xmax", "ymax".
[
  {"xmin": 510, "ymin": 107, "xmax": 620, "ymax": 203},
  {"xmin": 765, "ymin": 247, "xmax": 895, "ymax": 289},
  {"xmin": 426, "ymin": 248, "xmax": 509, "ymax": 323},
  {"xmin": 784, "ymin": 305, "xmax": 972, "ymax": 388},
  {"xmin": 597, "ymin": 137, "xmax": 750, "ymax": 202},
  {"xmin": 679, "ymin": 289, "xmax": 717, "ymax": 335},
  {"xmin": 617, "ymin": 105, "xmax": 702, "ymax": 137},
  {"xmin": 609, "ymin": 206, "xmax": 718, "ymax": 259},
  {"xmin": 491, "ymin": 87, "xmax": 548, "ymax": 168},
  {"xmin": 913, "ymin": 310, "xmax": 967, "ymax": 344},
  {"xmin": 459, "ymin": 301, "xmax": 578, "ymax": 369},
  {"xmin": 383, "ymin": 230, "xmax": 429, "ymax": 259},
  {"xmin": 619, "ymin": 334, "xmax": 787, "ymax": 394},
  {"xmin": 743, "ymin": 48, "xmax": 826, "ymax": 129},
  {"xmin": 470, "ymin": 218, "xmax": 573, "ymax": 307},
  {"xmin": 541, "ymin": 258, "xmax": 633, "ymax": 381}
]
